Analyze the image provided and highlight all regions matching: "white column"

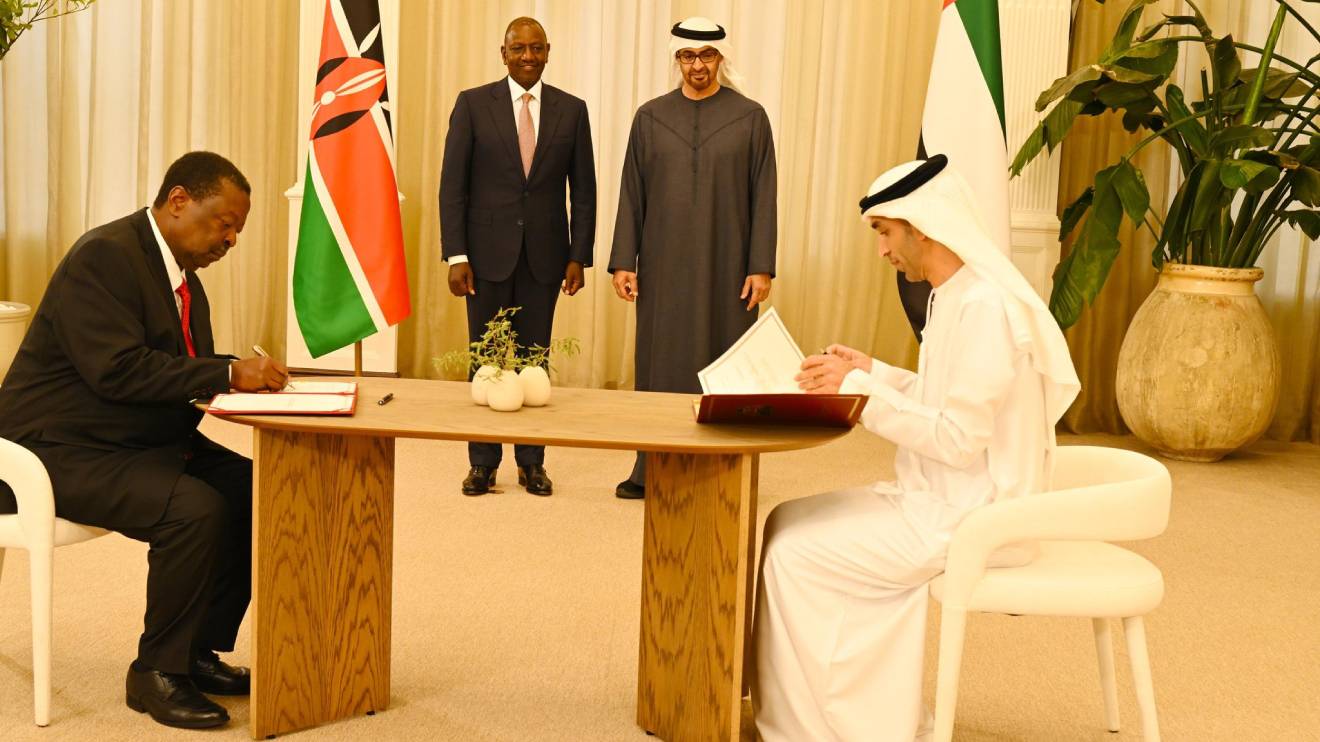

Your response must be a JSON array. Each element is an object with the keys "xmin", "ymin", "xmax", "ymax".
[
  {"xmin": 1002, "ymin": 0, "xmax": 1072, "ymax": 301},
  {"xmin": 283, "ymin": 0, "xmax": 402, "ymax": 373}
]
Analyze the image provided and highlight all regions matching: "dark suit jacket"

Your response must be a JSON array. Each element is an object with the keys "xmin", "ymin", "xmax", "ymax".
[
  {"xmin": 0, "ymin": 210, "xmax": 232, "ymax": 527},
  {"xmin": 439, "ymin": 78, "xmax": 596, "ymax": 286}
]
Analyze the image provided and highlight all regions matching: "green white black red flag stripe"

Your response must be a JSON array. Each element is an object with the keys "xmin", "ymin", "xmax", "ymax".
[{"xmin": 293, "ymin": 0, "xmax": 410, "ymax": 358}]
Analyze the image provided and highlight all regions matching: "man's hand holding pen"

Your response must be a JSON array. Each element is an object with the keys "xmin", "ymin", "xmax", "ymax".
[
  {"xmin": 231, "ymin": 344, "xmax": 289, "ymax": 392},
  {"xmin": 795, "ymin": 344, "xmax": 872, "ymax": 395}
]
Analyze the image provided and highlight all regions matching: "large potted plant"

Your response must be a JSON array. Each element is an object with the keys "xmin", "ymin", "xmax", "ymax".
[{"xmin": 1012, "ymin": 0, "xmax": 1319, "ymax": 461}]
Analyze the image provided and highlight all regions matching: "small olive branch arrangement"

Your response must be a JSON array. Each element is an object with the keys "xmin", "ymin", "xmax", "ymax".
[{"xmin": 434, "ymin": 307, "xmax": 580, "ymax": 380}]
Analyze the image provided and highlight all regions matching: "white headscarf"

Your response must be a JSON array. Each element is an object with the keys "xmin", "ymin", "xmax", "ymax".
[
  {"xmin": 668, "ymin": 16, "xmax": 746, "ymax": 93},
  {"xmin": 861, "ymin": 157, "xmax": 1081, "ymax": 428}
]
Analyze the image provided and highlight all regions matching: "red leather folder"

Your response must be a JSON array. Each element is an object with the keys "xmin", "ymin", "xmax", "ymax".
[{"xmin": 694, "ymin": 394, "xmax": 867, "ymax": 428}]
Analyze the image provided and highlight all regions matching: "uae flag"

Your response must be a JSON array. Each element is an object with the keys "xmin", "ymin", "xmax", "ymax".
[
  {"xmin": 901, "ymin": 0, "xmax": 1011, "ymax": 335},
  {"xmin": 921, "ymin": 0, "xmax": 1010, "ymax": 251},
  {"xmin": 293, "ymin": 0, "xmax": 410, "ymax": 358}
]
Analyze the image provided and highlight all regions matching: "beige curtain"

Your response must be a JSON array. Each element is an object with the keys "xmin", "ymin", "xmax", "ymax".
[
  {"xmin": 393, "ymin": 0, "xmax": 936, "ymax": 386},
  {"xmin": 0, "ymin": 0, "xmax": 300, "ymax": 357},
  {"xmin": 1, "ymin": 0, "xmax": 937, "ymax": 389},
  {"xmin": 1058, "ymin": 0, "xmax": 1320, "ymax": 442}
]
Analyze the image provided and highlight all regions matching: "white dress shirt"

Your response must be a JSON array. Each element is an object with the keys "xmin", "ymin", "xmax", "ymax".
[
  {"xmin": 447, "ymin": 77, "xmax": 544, "ymax": 267},
  {"xmin": 145, "ymin": 207, "xmax": 186, "ymax": 316},
  {"xmin": 146, "ymin": 207, "xmax": 232, "ymax": 383}
]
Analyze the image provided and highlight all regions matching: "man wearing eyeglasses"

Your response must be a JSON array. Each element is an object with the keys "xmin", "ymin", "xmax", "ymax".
[
  {"xmin": 608, "ymin": 16, "xmax": 778, "ymax": 500},
  {"xmin": 440, "ymin": 16, "xmax": 596, "ymax": 497}
]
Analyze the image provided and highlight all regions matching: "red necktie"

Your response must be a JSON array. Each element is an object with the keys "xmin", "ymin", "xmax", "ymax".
[{"xmin": 176, "ymin": 280, "xmax": 196, "ymax": 357}]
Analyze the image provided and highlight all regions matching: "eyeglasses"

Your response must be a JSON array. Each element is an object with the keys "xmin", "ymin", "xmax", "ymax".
[{"xmin": 676, "ymin": 49, "xmax": 720, "ymax": 65}]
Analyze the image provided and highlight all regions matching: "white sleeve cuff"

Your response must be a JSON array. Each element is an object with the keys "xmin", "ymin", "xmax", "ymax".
[
  {"xmin": 840, "ymin": 368, "xmax": 872, "ymax": 395},
  {"xmin": 447, "ymin": 255, "xmax": 469, "ymax": 265}
]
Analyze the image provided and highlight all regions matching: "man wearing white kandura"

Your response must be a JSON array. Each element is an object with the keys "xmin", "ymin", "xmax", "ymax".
[{"xmin": 751, "ymin": 154, "xmax": 1081, "ymax": 741}]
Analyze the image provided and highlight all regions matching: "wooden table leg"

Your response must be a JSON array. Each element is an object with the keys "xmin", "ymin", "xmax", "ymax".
[
  {"xmin": 251, "ymin": 429, "xmax": 394, "ymax": 739},
  {"xmin": 638, "ymin": 452, "xmax": 760, "ymax": 742}
]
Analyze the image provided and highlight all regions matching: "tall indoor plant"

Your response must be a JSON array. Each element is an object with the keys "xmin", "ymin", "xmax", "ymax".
[{"xmin": 1013, "ymin": 0, "xmax": 1319, "ymax": 460}]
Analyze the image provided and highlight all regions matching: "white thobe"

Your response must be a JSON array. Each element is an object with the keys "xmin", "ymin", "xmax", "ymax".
[{"xmin": 753, "ymin": 267, "xmax": 1050, "ymax": 741}]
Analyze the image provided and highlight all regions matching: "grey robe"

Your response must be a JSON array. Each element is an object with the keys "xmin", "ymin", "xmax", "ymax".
[{"xmin": 608, "ymin": 87, "xmax": 777, "ymax": 393}]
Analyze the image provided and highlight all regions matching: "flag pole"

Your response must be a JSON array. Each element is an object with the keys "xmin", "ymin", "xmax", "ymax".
[{"xmin": 354, "ymin": 341, "xmax": 363, "ymax": 377}]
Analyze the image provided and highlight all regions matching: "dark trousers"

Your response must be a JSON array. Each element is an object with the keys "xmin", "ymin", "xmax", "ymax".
[
  {"xmin": 118, "ymin": 442, "xmax": 251, "ymax": 674},
  {"xmin": 628, "ymin": 452, "xmax": 646, "ymax": 486},
  {"xmin": 465, "ymin": 247, "xmax": 560, "ymax": 468}
]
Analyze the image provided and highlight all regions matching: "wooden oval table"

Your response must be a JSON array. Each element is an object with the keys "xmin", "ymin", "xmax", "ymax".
[{"xmin": 219, "ymin": 378, "xmax": 850, "ymax": 741}]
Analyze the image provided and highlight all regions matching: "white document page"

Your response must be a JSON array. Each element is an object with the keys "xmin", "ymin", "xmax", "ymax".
[
  {"xmin": 280, "ymin": 381, "xmax": 357, "ymax": 394},
  {"xmin": 208, "ymin": 393, "xmax": 354, "ymax": 414},
  {"xmin": 698, "ymin": 307, "xmax": 806, "ymax": 394}
]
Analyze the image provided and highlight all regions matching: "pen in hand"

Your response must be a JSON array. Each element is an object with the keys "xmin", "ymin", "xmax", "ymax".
[{"xmin": 251, "ymin": 345, "xmax": 294, "ymax": 390}]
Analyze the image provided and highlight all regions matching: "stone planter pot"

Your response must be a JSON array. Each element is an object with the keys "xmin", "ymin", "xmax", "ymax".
[{"xmin": 1115, "ymin": 264, "xmax": 1280, "ymax": 462}]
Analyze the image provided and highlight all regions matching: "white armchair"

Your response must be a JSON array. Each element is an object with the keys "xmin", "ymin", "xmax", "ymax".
[
  {"xmin": 927, "ymin": 445, "xmax": 1172, "ymax": 741},
  {"xmin": 0, "ymin": 437, "xmax": 109, "ymax": 726}
]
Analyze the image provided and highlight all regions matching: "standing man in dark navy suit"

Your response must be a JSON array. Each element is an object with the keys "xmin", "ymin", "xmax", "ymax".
[{"xmin": 439, "ymin": 16, "xmax": 596, "ymax": 497}]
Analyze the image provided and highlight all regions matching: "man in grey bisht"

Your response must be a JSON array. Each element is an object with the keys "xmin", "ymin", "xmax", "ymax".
[{"xmin": 608, "ymin": 16, "xmax": 777, "ymax": 499}]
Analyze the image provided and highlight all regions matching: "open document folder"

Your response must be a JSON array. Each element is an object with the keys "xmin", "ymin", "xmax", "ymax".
[
  {"xmin": 694, "ymin": 308, "xmax": 866, "ymax": 428},
  {"xmin": 206, "ymin": 381, "xmax": 358, "ymax": 416}
]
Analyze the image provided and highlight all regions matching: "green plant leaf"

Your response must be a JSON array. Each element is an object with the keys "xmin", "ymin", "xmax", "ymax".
[
  {"xmin": 1279, "ymin": 209, "xmax": 1320, "ymax": 239},
  {"xmin": 1212, "ymin": 35, "xmax": 1242, "ymax": 91},
  {"xmin": 1036, "ymin": 65, "xmax": 1103, "ymax": 111},
  {"xmin": 1236, "ymin": 67, "xmax": 1309, "ymax": 99},
  {"xmin": 1110, "ymin": 39, "xmax": 1180, "ymax": 78},
  {"xmin": 1043, "ymin": 98, "xmax": 1083, "ymax": 151},
  {"xmin": 1009, "ymin": 123, "xmax": 1046, "ymax": 177},
  {"xmin": 1208, "ymin": 125, "xmax": 1276, "ymax": 154},
  {"xmin": 1164, "ymin": 85, "xmax": 1210, "ymax": 155},
  {"xmin": 1104, "ymin": 0, "xmax": 1162, "ymax": 56},
  {"xmin": 1100, "ymin": 64, "xmax": 1160, "ymax": 84},
  {"xmin": 1220, "ymin": 158, "xmax": 1281, "ymax": 192},
  {"xmin": 1059, "ymin": 187, "xmax": 1094, "ymax": 241},
  {"xmin": 1111, "ymin": 160, "xmax": 1151, "ymax": 222},
  {"xmin": 1048, "ymin": 165, "xmax": 1126, "ymax": 329},
  {"xmin": 1293, "ymin": 166, "xmax": 1320, "ymax": 207},
  {"xmin": 1096, "ymin": 81, "xmax": 1158, "ymax": 108},
  {"xmin": 1187, "ymin": 159, "xmax": 1227, "ymax": 239},
  {"xmin": 1156, "ymin": 161, "xmax": 1204, "ymax": 263}
]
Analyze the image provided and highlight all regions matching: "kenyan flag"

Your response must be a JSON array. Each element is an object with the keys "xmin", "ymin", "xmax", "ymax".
[
  {"xmin": 920, "ymin": 0, "xmax": 1011, "ymax": 253},
  {"xmin": 293, "ymin": 0, "xmax": 410, "ymax": 358}
]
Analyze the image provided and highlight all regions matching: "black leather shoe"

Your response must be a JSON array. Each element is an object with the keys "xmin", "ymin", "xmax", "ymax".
[
  {"xmin": 462, "ymin": 465, "xmax": 497, "ymax": 495},
  {"xmin": 615, "ymin": 480, "xmax": 645, "ymax": 500},
  {"xmin": 517, "ymin": 465, "xmax": 553, "ymax": 496},
  {"xmin": 126, "ymin": 663, "xmax": 229, "ymax": 729},
  {"xmin": 190, "ymin": 650, "xmax": 250, "ymax": 695}
]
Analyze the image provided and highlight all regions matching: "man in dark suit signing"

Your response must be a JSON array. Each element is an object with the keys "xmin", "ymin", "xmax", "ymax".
[
  {"xmin": 440, "ymin": 16, "xmax": 596, "ymax": 497},
  {"xmin": 0, "ymin": 152, "xmax": 288, "ymax": 729}
]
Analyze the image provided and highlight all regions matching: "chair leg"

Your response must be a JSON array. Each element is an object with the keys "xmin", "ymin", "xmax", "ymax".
[
  {"xmin": 1092, "ymin": 617, "xmax": 1120, "ymax": 732},
  {"xmin": 932, "ymin": 607, "xmax": 968, "ymax": 742},
  {"xmin": 1123, "ymin": 616, "xmax": 1160, "ymax": 742},
  {"xmin": 29, "ymin": 545, "xmax": 53, "ymax": 726}
]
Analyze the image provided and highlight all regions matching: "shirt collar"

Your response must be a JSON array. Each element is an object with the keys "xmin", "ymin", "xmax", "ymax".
[
  {"xmin": 145, "ymin": 207, "xmax": 185, "ymax": 293},
  {"xmin": 508, "ymin": 76, "xmax": 543, "ymax": 103}
]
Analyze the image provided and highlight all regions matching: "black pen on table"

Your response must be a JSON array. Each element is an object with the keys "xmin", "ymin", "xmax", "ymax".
[{"xmin": 377, "ymin": 392, "xmax": 394, "ymax": 406}]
